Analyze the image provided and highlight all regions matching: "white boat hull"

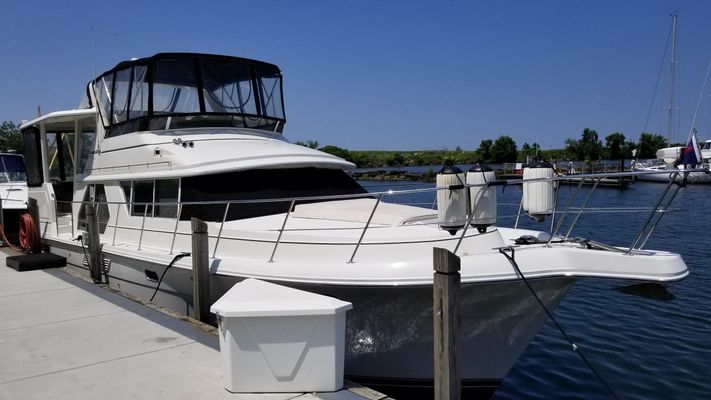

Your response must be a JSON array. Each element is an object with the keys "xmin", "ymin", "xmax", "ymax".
[
  {"xmin": 635, "ymin": 168, "xmax": 711, "ymax": 183},
  {"xmin": 49, "ymin": 238, "xmax": 573, "ymax": 392}
]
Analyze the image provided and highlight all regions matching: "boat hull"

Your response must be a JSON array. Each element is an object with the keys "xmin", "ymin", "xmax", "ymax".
[
  {"xmin": 635, "ymin": 168, "xmax": 711, "ymax": 183},
  {"xmin": 50, "ymin": 241, "xmax": 574, "ymax": 391},
  {"xmin": 49, "ymin": 238, "xmax": 574, "ymax": 394}
]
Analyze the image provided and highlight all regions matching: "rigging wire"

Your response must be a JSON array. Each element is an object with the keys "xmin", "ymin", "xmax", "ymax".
[
  {"xmin": 688, "ymin": 59, "xmax": 711, "ymax": 134},
  {"xmin": 498, "ymin": 247, "xmax": 620, "ymax": 400},
  {"xmin": 642, "ymin": 21, "xmax": 674, "ymax": 138}
]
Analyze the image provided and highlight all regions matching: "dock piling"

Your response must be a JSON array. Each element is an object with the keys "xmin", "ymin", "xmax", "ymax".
[
  {"xmin": 85, "ymin": 203, "xmax": 102, "ymax": 283},
  {"xmin": 433, "ymin": 247, "xmax": 461, "ymax": 400},
  {"xmin": 191, "ymin": 217, "xmax": 210, "ymax": 323}
]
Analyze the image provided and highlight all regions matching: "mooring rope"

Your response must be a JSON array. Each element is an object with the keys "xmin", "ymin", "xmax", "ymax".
[{"xmin": 498, "ymin": 246, "xmax": 620, "ymax": 400}]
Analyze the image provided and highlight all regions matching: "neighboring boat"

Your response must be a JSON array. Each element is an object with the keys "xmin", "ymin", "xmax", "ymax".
[
  {"xmin": 634, "ymin": 145, "xmax": 711, "ymax": 183},
  {"xmin": 635, "ymin": 15, "xmax": 711, "ymax": 184},
  {"xmin": 19, "ymin": 53, "xmax": 689, "ymax": 396},
  {"xmin": 0, "ymin": 153, "xmax": 28, "ymax": 235}
]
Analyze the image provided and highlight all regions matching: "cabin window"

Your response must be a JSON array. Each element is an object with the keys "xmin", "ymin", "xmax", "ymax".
[
  {"xmin": 121, "ymin": 179, "xmax": 179, "ymax": 218},
  {"xmin": 76, "ymin": 131, "xmax": 96, "ymax": 175},
  {"xmin": 180, "ymin": 168, "xmax": 366, "ymax": 222},
  {"xmin": 0, "ymin": 155, "xmax": 26, "ymax": 183},
  {"xmin": 46, "ymin": 133, "xmax": 75, "ymax": 182},
  {"xmin": 155, "ymin": 180, "xmax": 179, "ymax": 218},
  {"xmin": 133, "ymin": 181, "xmax": 153, "ymax": 216},
  {"xmin": 78, "ymin": 184, "xmax": 110, "ymax": 234}
]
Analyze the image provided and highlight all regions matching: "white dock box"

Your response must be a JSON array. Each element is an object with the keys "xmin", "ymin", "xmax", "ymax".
[{"xmin": 210, "ymin": 278, "xmax": 353, "ymax": 393}]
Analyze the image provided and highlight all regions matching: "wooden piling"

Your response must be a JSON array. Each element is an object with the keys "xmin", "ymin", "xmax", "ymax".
[
  {"xmin": 191, "ymin": 218, "xmax": 210, "ymax": 323},
  {"xmin": 85, "ymin": 203, "xmax": 102, "ymax": 283},
  {"xmin": 433, "ymin": 247, "xmax": 461, "ymax": 400}
]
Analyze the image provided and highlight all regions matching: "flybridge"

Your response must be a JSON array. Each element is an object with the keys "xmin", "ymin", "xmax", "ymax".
[{"xmin": 92, "ymin": 53, "xmax": 286, "ymax": 137}]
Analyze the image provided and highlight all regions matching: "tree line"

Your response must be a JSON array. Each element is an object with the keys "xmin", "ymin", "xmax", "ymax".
[{"xmin": 297, "ymin": 128, "xmax": 671, "ymax": 168}]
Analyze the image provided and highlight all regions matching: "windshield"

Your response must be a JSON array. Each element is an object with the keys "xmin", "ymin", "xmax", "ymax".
[
  {"xmin": 95, "ymin": 54, "xmax": 285, "ymax": 137},
  {"xmin": 0, "ymin": 155, "xmax": 26, "ymax": 183}
]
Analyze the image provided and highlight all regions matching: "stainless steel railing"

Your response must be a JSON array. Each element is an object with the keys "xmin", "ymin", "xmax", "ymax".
[{"xmin": 48, "ymin": 167, "xmax": 706, "ymax": 263}]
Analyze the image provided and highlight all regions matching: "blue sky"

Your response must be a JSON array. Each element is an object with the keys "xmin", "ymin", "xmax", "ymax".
[{"xmin": 2, "ymin": 0, "xmax": 711, "ymax": 150}]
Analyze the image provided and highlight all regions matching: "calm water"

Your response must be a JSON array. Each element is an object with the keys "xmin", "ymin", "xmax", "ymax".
[{"xmin": 359, "ymin": 178, "xmax": 710, "ymax": 399}]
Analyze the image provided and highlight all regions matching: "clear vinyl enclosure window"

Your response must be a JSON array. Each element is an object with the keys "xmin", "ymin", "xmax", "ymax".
[{"xmin": 94, "ymin": 54, "xmax": 286, "ymax": 136}]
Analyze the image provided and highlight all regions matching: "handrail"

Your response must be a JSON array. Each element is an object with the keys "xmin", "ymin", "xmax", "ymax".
[
  {"xmin": 269, "ymin": 199, "xmax": 295, "ymax": 263},
  {"xmin": 546, "ymin": 178, "xmax": 585, "ymax": 246},
  {"xmin": 348, "ymin": 194, "xmax": 382, "ymax": 263},
  {"xmin": 627, "ymin": 172, "xmax": 680, "ymax": 253},
  {"xmin": 563, "ymin": 177, "xmax": 601, "ymax": 240},
  {"xmin": 44, "ymin": 167, "xmax": 702, "ymax": 264},
  {"xmin": 212, "ymin": 203, "xmax": 231, "ymax": 259},
  {"xmin": 169, "ymin": 204, "xmax": 183, "ymax": 255}
]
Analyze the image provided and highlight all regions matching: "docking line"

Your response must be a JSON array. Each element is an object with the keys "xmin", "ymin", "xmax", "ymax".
[{"xmin": 498, "ymin": 246, "xmax": 620, "ymax": 400}]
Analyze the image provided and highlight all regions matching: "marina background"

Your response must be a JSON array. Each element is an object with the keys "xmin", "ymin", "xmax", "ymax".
[{"xmin": 361, "ymin": 178, "xmax": 709, "ymax": 399}]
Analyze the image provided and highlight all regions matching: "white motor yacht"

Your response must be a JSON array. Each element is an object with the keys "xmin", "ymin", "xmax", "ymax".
[{"xmin": 19, "ymin": 53, "xmax": 689, "ymax": 396}]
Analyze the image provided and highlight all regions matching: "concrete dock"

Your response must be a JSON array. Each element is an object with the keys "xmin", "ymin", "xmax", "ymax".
[{"xmin": 0, "ymin": 249, "xmax": 390, "ymax": 400}]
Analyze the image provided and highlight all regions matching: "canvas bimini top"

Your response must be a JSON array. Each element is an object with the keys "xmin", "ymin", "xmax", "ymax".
[{"xmin": 92, "ymin": 53, "xmax": 286, "ymax": 137}]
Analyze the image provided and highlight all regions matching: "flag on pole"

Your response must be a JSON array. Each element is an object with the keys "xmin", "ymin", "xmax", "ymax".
[{"xmin": 681, "ymin": 129, "xmax": 702, "ymax": 166}]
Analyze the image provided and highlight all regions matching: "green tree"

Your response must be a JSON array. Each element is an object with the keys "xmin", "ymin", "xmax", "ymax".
[
  {"xmin": 566, "ymin": 128, "xmax": 603, "ymax": 161},
  {"xmin": 476, "ymin": 139, "xmax": 493, "ymax": 162},
  {"xmin": 490, "ymin": 135, "xmax": 518, "ymax": 163},
  {"xmin": 604, "ymin": 132, "xmax": 629, "ymax": 160},
  {"xmin": 636, "ymin": 133, "xmax": 667, "ymax": 158},
  {"xmin": 0, "ymin": 121, "xmax": 23, "ymax": 153},
  {"xmin": 519, "ymin": 142, "xmax": 541, "ymax": 160}
]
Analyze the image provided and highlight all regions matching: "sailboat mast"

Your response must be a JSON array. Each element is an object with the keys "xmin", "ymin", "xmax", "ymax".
[{"xmin": 667, "ymin": 14, "xmax": 677, "ymax": 146}]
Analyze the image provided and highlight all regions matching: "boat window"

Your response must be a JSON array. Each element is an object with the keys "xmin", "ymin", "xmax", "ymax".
[
  {"xmin": 95, "ymin": 74, "xmax": 113, "ymax": 127},
  {"xmin": 76, "ymin": 131, "xmax": 96, "ymax": 175},
  {"xmin": 46, "ymin": 133, "xmax": 74, "ymax": 182},
  {"xmin": 155, "ymin": 179, "xmax": 179, "ymax": 218},
  {"xmin": 129, "ymin": 65, "xmax": 148, "ymax": 120},
  {"xmin": 133, "ymin": 180, "xmax": 154, "ymax": 217},
  {"xmin": 703, "ymin": 141, "xmax": 710, "ymax": 150},
  {"xmin": 123, "ymin": 179, "xmax": 179, "ymax": 218},
  {"xmin": 153, "ymin": 58, "xmax": 201, "ymax": 115},
  {"xmin": 0, "ymin": 155, "xmax": 26, "ymax": 183},
  {"xmin": 96, "ymin": 54, "xmax": 286, "ymax": 137},
  {"xmin": 112, "ymin": 68, "xmax": 132, "ymax": 124},
  {"xmin": 257, "ymin": 68, "xmax": 284, "ymax": 120},
  {"xmin": 200, "ymin": 59, "xmax": 256, "ymax": 115},
  {"xmin": 180, "ymin": 168, "xmax": 367, "ymax": 222}
]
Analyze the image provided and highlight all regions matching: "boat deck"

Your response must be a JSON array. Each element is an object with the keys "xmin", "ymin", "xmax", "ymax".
[{"xmin": 0, "ymin": 248, "xmax": 390, "ymax": 400}]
